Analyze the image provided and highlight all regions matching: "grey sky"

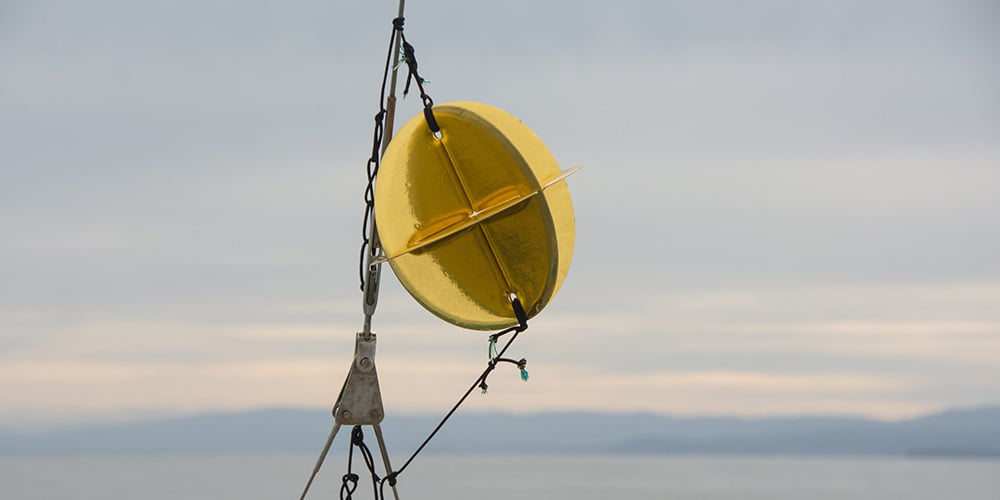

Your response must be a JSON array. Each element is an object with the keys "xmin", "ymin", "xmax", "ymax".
[{"xmin": 1, "ymin": 0, "xmax": 998, "ymax": 428}]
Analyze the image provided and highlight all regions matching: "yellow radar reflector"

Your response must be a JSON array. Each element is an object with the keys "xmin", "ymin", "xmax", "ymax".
[{"xmin": 375, "ymin": 102, "xmax": 576, "ymax": 330}]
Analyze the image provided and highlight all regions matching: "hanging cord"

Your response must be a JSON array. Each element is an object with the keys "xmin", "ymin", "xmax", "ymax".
[
  {"xmin": 339, "ymin": 431, "xmax": 359, "ymax": 500},
  {"xmin": 377, "ymin": 297, "xmax": 531, "ymax": 496},
  {"xmin": 340, "ymin": 426, "xmax": 382, "ymax": 500},
  {"xmin": 395, "ymin": 20, "xmax": 440, "ymax": 134}
]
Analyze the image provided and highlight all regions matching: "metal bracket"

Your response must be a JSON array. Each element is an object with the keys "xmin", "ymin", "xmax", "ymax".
[
  {"xmin": 300, "ymin": 331, "xmax": 399, "ymax": 500},
  {"xmin": 333, "ymin": 332, "xmax": 385, "ymax": 425}
]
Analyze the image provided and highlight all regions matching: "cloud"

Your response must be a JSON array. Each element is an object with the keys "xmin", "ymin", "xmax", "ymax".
[
  {"xmin": 4, "ymin": 282, "xmax": 997, "ymax": 426},
  {"xmin": 1, "ymin": 0, "xmax": 998, "ymax": 427},
  {"xmin": 0, "ymin": 357, "xmax": 923, "ymax": 427}
]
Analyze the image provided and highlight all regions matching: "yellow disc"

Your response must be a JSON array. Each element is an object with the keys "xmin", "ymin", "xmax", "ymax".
[{"xmin": 375, "ymin": 102, "xmax": 576, "ymax": 330}]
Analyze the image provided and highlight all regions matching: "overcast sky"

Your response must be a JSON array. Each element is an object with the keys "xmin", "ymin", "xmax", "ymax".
[{"xmin": 2, "ymin": 0, "xmax": 998, "ymax": 429}]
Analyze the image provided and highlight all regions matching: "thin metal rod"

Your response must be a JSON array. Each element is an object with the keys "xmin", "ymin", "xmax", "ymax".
[
  {"xmin": 373, "ymin": 424, "xmax": 401, "ymax": 500},
  {"xmin": 362, "ymin": 0, "xmax": 406, "ymax": 339},
  {"xmin": 381, "ymin": 0, "xmax": 406, "ymax": 155},
  {"xmin": 299, "ymin": 422, "xmax": 343, "ymax": 500}
]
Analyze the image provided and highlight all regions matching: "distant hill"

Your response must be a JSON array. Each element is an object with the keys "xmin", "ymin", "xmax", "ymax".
[{"xmin": 2, "ymin": 407, "xmax": 998, "ymax": 457}]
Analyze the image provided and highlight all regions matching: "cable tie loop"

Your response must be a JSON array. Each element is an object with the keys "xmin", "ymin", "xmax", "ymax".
[
  {"xmin": 423, "ymin": 106, "xmax": 440, "ymax": 134},
  {"xmin": 511, "ymin": 296, "xmax": 528, "ymax": 330}
]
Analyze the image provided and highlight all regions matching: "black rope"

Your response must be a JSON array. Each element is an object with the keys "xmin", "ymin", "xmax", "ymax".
[
  {"xmin": 396, "ymin": 20, "xmax": 439, "ymax": 133},
  {"xmin": 377, "ymin": 298, "xmax": 531, "ymax": 496},
  {"xmin": 328, "ymin": 303, "xmax": 531, "ymax": 500},
  {"xmin": 358, "ymin": 427, "xmax": 383, "ymax": 500},
  {"xmin": 339, "ymin": 426, "xmax": 384, "ymax": 500},
  {"xmin": 339, "ymin": 430, "xmax": 358, "ymax": 500}
]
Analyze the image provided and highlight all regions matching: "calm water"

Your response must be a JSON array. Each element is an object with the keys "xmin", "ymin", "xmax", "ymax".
[{"xmin": 2, "ymin": 453, "xmax": 998, "ymax": 500}]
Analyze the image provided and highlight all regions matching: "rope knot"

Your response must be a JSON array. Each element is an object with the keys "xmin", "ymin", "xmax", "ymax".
[
  {"xmin": 400, "ymin": 40, "xmax": 420, "ymax": 97},
  {"xmin": 351, "ymin": 425, "xmax": 365, "ymax": 446},
  {"xmin": 392, "ymin": 16, "xmax": 405, "ymax": 30}
]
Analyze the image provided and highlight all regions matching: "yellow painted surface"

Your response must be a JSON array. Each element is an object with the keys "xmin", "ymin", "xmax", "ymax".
[{"xmin": 375, "ymin": 102, "xmax": 576, "ymax": 330}]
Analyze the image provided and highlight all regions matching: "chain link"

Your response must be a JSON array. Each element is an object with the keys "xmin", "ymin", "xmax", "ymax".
[{"xmin": 357, "ymin": 20, "xmax": 402, "ymax": 291}]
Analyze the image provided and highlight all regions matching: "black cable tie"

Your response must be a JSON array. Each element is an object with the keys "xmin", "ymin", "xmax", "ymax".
[
  {"xmin": 511, "ymin": 297, "xmax": 528, "ymax": 330},
  {"xmin": 423, "ymin": 106, "xmax": 440, "ymax": 134},
  {"xmin": 392, "ymin": 16, "xmax": 404, "ymax": 30}
]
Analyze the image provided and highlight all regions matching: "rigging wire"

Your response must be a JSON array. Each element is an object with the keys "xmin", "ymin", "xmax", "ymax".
[
  {"xmin": 311, "ymin": 14, "xmax": 535, "ymax": 500},
  {"xmin": 340, "ymin": 426, "xmax": 382, "ymax": 500},
  {"xmin": 378, "ymin": 298, "xmax": 530, "ymax": 496},
  {"xmin": 331, "ymin": 298, "xmax": 530, "ymax": 500}
]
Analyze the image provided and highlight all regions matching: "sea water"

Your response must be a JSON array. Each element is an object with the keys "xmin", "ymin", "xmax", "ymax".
[{"xmin": 2, "ymin": 453, "xmax": 998, "ymax": 500}]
